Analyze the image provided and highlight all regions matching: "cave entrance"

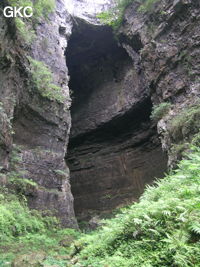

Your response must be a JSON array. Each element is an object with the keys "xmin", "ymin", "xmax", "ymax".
[{"xmin": 65, "ymin": 19, "xmax": 168, "ymax": 222}]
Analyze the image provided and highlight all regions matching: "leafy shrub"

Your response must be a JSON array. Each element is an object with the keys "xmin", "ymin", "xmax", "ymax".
[
  {"xmin": 150, "ymin": 102, "xmax": 171, "ymax": 121},
  {"xmin": 97, "ymin": 0, "xmax": 160, "ymax": 31},
  {"xmin": 28, "ymin": 57, "xmax": 65, "ymax": 103},
  {"xmin": 71, "ymin": 146, "xmax": 200, "ymax": 267},
  {"xmin": 8, "ymin": 0, "xmax": 34, "ymax": 43},
  {"xmin": 170, "ymin": 102, "xmax": 200, "ymax": 141}
]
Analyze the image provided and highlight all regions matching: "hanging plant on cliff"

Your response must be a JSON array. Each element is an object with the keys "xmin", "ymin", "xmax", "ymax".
[{"xmin": 28, "ymin": 57, "xmax": 65, "ymax": 103}]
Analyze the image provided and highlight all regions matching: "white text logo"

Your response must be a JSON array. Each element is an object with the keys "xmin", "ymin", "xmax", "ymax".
[{"xmin": 3, "ymin": 6, "xmax": 33, "ymax": 18}]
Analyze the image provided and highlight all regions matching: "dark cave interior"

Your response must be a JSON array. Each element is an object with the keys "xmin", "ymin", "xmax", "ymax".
[{"xmin": 65, "ymin": 19, "xmax": 167, "ymax": 221}]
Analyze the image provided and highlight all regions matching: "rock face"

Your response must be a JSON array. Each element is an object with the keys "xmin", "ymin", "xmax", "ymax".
[
  {"xmin": 119, "ymin": 0, "xmax": 200, "ymax": 167},
  {"xmin": 66, "ymin": 18, "xmax": 167, "ymax": 220},
  {"xmin": 1, "ymin": 0, "xmax": 198, "ymax": 226},
  {"xmin": 0, "ymin": 0, "xmax": 77, "ymax": 227}
]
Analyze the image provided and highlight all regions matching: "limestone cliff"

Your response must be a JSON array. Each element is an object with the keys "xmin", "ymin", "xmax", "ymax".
[
  {"xmin": 0, "ymin": 0, "xmax": 77, "ymax": 227},
  {"xmin": 118, "ymin": 0, "xmax": 200, "ymax": 167},
  {"xmin": 0, "ymin": 0, "xmax": 199, "ymax": 227}
]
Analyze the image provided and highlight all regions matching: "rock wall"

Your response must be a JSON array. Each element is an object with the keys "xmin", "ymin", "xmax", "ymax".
[
  {"xmin": 119, "ymin": 0, "xmax": 200, "ymax": 167},
  {"xmin": 0, "ymin": 0, "xmax": 77, "ymax": 227}
]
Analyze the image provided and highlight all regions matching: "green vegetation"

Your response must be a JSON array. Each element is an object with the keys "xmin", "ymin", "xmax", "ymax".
[
  {"xmin": 9, "ymin": 173, "xmax": 38, "ymax": 194},
  {"xmin": 170, "ymin": 142, "xmax": 189, "ymax": 158},
  {"xmin": 0, "ymin": 145, "xmax": 79, "ymax": 265},
  {"xmin": 0, "ymin": 192, "xmax": 54, "ymax": 242},
  {"xmin": 8, "ymin": 0, "xmax": 56, "ymax": 43},
  {"xmin": 138, "ymin": 0, "xmax": 159, "ymax": 12},
  {"xmin": 70, "ymin": 146, "xmax": 200, "ymax": 266},
  {"xmin": 192, "ymin": 133, "xmax": 200, "ymax": 147},
  {"xmin": 8, "ymin": 0, "xmax": 33, "ymax": 10},
  {"xmin": 1, "ymin": 145, "xmax": 200, "ymax": 265},
  {"xmin": 0, "ymin": 101, "xmax": 14, "ymax": 137},
  {"xmin": 8, "ymin": 0, "xmax": 56, "ymax": 20},
  {"xmin": 0, "ymin": 187, "xmax": 80, "ymax": 265},
  {"xmin": 15, "ymin": 17, "xmax": 35, "ymax": 44},
  {"xmin": 97, "ymin": 0, "xmax": 160, "ymax": 31},
  {"xmin": 28, "ymin": 57, "xmax": 65, "ymax": 103},
  {"xmin": 170, "ymin": 101, "xmax": 200, "ymax": 141},
  {"xmin": 179, "ymin": 50, "xmax": 193, "ymax": 77},
  {"xmin": 34, "ymin": 0, "xmax": 56, "ymax": 20},
  {"xmin": 150, "ymin": 102, "xmax": 171, "ymax": 121},
  {"xmin": 97, "ymin": 0, "xmax": 133, "ymax": 31}
]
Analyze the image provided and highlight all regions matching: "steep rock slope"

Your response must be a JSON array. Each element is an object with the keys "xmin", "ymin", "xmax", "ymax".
[{"xmin": 0, "ymin": 0, "xmax": 77, "ymax": 227}]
